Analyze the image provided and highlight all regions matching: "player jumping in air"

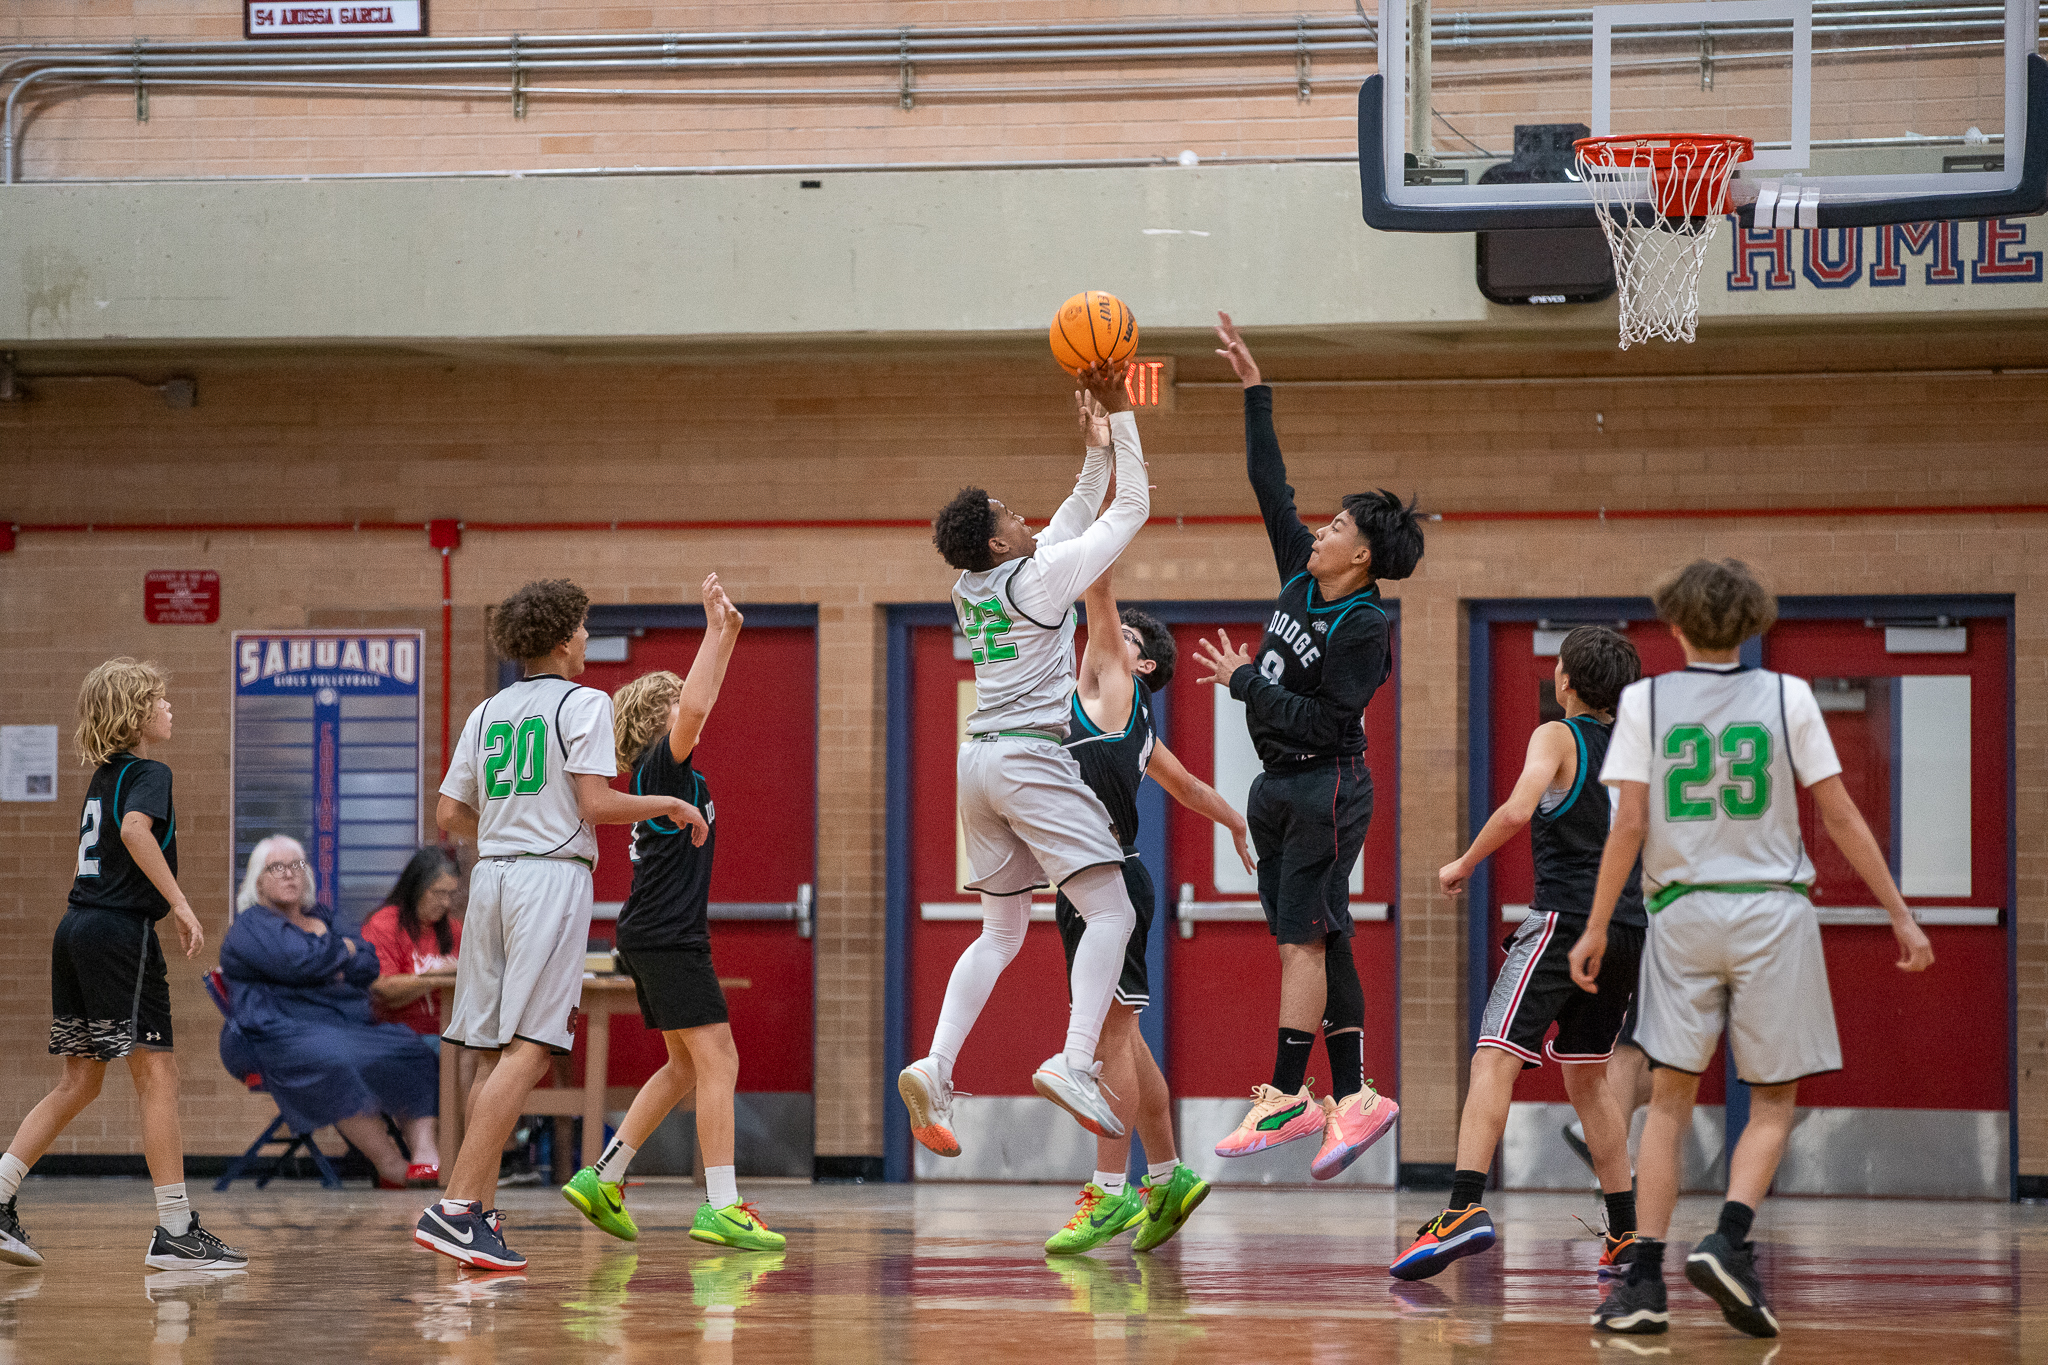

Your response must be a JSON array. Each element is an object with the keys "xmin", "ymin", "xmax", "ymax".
[
  {"xmin": 417, "ymin": 579, "xmax": 708, "ymax": 1272},
  {"xmin": 1392, "ymin": 626, "xmax": 1646, "ymax": 1280},
  {"xmin": 1197, "ymin": 312, "xmax": 1421, "ymax": 1177},
  {"xmin": 561, "ymin": 574, "xmax": 786, "ymax": 1252},
  {"xmin": 899, "ymin": 361, "xmax": 1150, "ymax": 1155},
  {"xmin": 0, "ymin": 660, "xmax": 247, "ymax": 1273},
  {"xmin": 1573, "ymin": 559, "xmax": 1934, "ymax": 1338},
  {"xmin": 1044, "ymin": 400, "xmax": 1256, "ymax": 1257}
]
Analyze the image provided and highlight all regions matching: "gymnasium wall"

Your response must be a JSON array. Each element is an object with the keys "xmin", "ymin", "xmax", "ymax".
[{"xmin": 4, "ymin": 337, "xmax": 2045, "ymax": 1178}]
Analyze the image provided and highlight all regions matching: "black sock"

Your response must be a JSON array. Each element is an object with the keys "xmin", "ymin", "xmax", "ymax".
[
  {"xmin": 1448, "ymin": 1169, "xmax": 1488, "ymax": 1211},
  {"xmin": 1605, "ymin": 1189, "xmax": 1637, "ymax": 1236},
  {"xmin": 1271, "ymin": 1028, "xmax": 1314, "ymax": 1094},
  {"xmin": 1324, "ymin": 1030, "xmax": 1364, "ymax": 1101},
  {"xmin": 1630, "ymin": 1236, "xmax": 1665, "ymax": 1282},
  {"xmin": 1716, "ymin": 1200, "xmax": 1755, "ymax": 1245}
]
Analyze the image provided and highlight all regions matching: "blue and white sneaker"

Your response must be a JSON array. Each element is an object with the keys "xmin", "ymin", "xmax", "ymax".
[{"xmin": 414, "ymin": 1200, "xmax": 526, "ymax": 1270}]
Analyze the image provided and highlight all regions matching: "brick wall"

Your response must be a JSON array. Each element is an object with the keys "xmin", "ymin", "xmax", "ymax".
[{"xmin": 3, "ymin": 341, "xmax": 2045, "ymax": 1171}]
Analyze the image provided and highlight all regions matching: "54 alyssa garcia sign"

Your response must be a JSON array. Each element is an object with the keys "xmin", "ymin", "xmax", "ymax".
[{"xmin": 245, "ymin": 2, "xmax": 426, "ymax": 38}]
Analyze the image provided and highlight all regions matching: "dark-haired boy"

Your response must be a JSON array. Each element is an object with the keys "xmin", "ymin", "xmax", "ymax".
[
  {"xmin": 1045, "ymin": 547, "xmax": 1253, "ymax": 1256},
  {"xmin": 1391, "ymin": 626, "xmax": 1646, "ymax": 1281},
  {"xmin": 1196, "ymin": 313, "xmax": 1420, "ymax": 1177},
  {"xmin": 417, "ymin": 578, "xmax": 708, "ymax": 1272},
  {"xmin": 899, "ymin": 365, "xmax": 1150, "ymax": 1155},
  {"xmin": 1573, "ymin": 559, "xmax": 1933, "ymax": 1338}
]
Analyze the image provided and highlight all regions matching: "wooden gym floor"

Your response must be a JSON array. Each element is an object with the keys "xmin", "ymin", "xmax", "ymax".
[{"xmin": 0, "ymin": 1179, "xmax": 2039, "ymax": 1363}]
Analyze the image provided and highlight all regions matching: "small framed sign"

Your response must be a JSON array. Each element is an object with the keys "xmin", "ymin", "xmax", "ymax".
[
  {"xmin": 246, "ymin": 2, "xmax": 428, "ymax": 38},
  {"xmin": 144, "ymin": 570, "xmax": 220, "ymax": 625}
]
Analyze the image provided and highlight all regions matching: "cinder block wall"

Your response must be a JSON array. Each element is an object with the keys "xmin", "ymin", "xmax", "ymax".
[{"xmin": 4, "ymin": 345, "xmax": 2044, "ymax": 1174}]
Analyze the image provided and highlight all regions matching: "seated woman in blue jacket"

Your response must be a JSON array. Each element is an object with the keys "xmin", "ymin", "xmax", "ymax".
[{"xmin": 220, "ymin": 835, "xmax": 440, "ymax": 1187}]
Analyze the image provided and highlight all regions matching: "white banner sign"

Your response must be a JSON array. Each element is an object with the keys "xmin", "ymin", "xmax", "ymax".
[{"xmin": 246, "ymin": 2, "xmax": 425, "ymax": 37}]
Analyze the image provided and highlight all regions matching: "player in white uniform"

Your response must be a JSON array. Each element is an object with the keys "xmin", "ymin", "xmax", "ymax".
[
  {"xmin": 899, "ymin": 363, "xmax": 1152, "ymax": 1154},
  {"xmin": 415, "ymin": 578, "xmax": 707, "ymax": 1271},
  {"xmin": 1570, "ymin": 559, "xmax": 1933, "ymax": 1339}
]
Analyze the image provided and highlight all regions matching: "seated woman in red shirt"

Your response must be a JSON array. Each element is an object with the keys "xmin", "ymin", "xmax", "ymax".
[{"xmin": 361, "ymin": 849, "xmax": 463, "ymax": 1043}]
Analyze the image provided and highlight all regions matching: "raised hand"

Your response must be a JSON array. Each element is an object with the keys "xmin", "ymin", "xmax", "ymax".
[
  {"xmin": 1076, "ymin": 359, "xmax": 1131, "ymax": 413},
  {"xmin": 1191, "ymin": 628, "xmax": 1255, "ymax": 688},
  {"xmin": 703, "ymin": 574, "xmax": 744, "ymax": 634},
  {"xmin": 1075, "ymin": 388, "xmax": 1112, "ymax": 448},
  {"xmin": 1214, "ymin": 310, "xmax": 1261, "ymax": 388}
]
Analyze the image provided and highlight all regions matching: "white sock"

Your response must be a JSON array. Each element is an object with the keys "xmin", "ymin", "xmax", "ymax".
[
  {"xmin": 706, "ymin": 1165, "xmax": 739, "ymax": 1210},
  {"xmin": 595, "ymin": 1137, "xmax": 636, "ymax": 1184},
  {"xmin": 1058, "ymin": 866, "xmax": 1136, "ymax": 1065},
  {"xmin": 154, "ymin": 1182, "xmax": 192, "ymax": 1237},
  {"xmin": 1146, "ymin": 1159, "xmax": 1177, "ymax": 1180},
  {"xmin": 1092, "ymin": 1170, "xmax": 1125, "ymax": 1195},
  {"xmin": 929, "ymin": 892, "xmax": 1032, "ymax": 1080},
  {"xmin": 0, "ymin": 1153, "xmax": 27, "ymax": 1203},
  {"xmin": 439, "ymin": 1197, "xmax": 476, "ymax": 1216}
]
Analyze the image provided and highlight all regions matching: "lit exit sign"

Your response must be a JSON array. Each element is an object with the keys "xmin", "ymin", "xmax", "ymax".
[{"xmin": 1123, "ymin": 356, "xmax": 1175, "ymax": 412}]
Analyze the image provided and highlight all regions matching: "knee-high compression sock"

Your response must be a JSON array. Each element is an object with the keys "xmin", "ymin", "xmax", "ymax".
[
  {"xmin": 1321, "ymin": 932, "xmax": 1367, "ymax": 1099},
  {"xmin": 929, "ymin": 892, "xmax": 1032, "ymax": 1082},
  {"xmin": 1056, "ymin": 864, "xmax": 1136, "ymax": 1067}
]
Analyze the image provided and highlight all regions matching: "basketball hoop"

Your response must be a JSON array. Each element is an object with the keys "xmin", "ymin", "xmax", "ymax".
[{"xmin": 1573, "ymin": 134, "xmax": 1755, "ymax": 348}]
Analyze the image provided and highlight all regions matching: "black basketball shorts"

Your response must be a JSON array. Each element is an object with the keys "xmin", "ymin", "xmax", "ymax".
[
  {"xmin": 1055, "ymin": 850, "xmax": 1155, "ymax": 1011},
  {"xmin": 1478, "ymin": 912, "xmax": 1643, "ymax": 1068},
  {"xmin": 50, "ymin": 906, "xmax": 174, "ymax": 1060},
  {"xmin": 617, "ymin": 946, "xmax": 730, "ymax": 1033},
  {"xmin": 1247, "ymin": 756, "xmax": 1373, "ymax": 945}
]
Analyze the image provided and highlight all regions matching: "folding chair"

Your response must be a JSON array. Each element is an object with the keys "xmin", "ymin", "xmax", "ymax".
[{"xmin": 203, "ymin": 968, "xmax": 344, "ymax": 1191}]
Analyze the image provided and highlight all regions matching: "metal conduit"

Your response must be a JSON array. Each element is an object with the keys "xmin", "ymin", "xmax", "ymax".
[{"xmin": 0, "ymin": 4, "xmax": 2018, "ymax": 184}]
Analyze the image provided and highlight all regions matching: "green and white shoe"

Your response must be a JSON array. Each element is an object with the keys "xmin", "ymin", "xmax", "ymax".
[
  {"xmin": 1044, "ymin": 1182, "xmax": 1147, "ymax": 1256},
  {"xmin": 561, "ymin": 1166, "xmax": 639, "ymax": 1242},
  {"xmin": 1130, "ymin": 1163, "xmax": 1210, "ymax": 1252},
  {"xmin": 689, "ymin": 1200, "xmax": 787, "ymax": 1252}
]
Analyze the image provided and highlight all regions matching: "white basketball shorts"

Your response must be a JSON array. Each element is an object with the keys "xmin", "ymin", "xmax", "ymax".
[
  {"xmin": 956, "ymin": 735, "xmax": 1125, "ymax": 896},
  {"xmin": 445, "ymin": 855, "xmax": 594, "ymax": 1055}
]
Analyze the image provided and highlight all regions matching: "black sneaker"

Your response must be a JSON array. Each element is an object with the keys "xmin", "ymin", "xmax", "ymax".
[
  {"xmin": 1685, "ymin": 1232, "xmax": 1779, "ymax": 1338},
  {"xmin": 0, "ymin": 1199, "xmax": 41, "ymax": 1268},
  {"xmin": 1592, "ymin": 1262, "xmax": 1669, "ymax": 1334},
  {"xmin": 414, "ymin": 1200, "xmax": 526, "ymax": 1270},
  {"xmin": 144, "ymin": 1214, "xmax": 249, "ymax": 1270}
]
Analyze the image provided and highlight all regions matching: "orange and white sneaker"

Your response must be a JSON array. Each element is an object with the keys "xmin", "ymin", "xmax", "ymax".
[
  {"xmin": 1599, "ymin": 1229, "xmax": 1640, "ymax": 1277},
  {"xmin": 897, "ymin": 1058, "xmax": 962, "ymax": 1158},
  {"xmin": 1309, "ymin": 1082, "xmax": 1400, "ymax": 1180},
  {"xmin": 1213, "ymin": 1083, "xmax": 1324, "ymax": 1158}
]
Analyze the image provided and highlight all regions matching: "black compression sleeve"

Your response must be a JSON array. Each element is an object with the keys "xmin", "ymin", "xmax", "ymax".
[{"xmin": 1245, "ymin": 385, "xmax": 1314, "ymax": 578}]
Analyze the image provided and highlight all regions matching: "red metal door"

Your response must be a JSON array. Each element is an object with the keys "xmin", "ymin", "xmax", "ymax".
[{"xmin": 575, "ymin": 627, "xmax": 817, "ymax": 1102}]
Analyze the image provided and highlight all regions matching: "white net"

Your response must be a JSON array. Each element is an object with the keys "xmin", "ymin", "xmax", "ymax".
[{"xmin": 1574, "ymin": 136, "xmax": 1752, "ymax": 349}]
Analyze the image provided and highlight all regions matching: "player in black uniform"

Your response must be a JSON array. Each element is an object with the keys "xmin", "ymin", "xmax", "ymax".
[
  {"xmin": 0, "ymin": 659, "xmax": 246, "ymax": 1272},
  {"xmin": 1197, "ymin": 313, "xmax": 1425, "ymax": 1178},
  {"xmin": 558, "ymin": 575, "xmax": 783, "ymax": 1253},
  {"xmin": 1041, "ymin": 487, "xmax": 1255, "ymax": 1257},
  {"xmin": 1391, "ymin": 626, "xmax": 1646, "ymax": 1281}
]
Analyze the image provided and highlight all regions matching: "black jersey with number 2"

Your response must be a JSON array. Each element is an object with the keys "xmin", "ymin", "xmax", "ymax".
[
  {"xmin": 1531, "ymin": 714, "xmax": 1647, "ymax": 929},
  {"xmin": 616, "ymin": 739, "xmax": 717, "ymax": 952},
  {"xmin": 68, "ymin": 754, "xmax": 178, "ymax": 921},
  {"xmin": 1064, "ymin": 685, "xmax": 1157, "ymax": 848}
]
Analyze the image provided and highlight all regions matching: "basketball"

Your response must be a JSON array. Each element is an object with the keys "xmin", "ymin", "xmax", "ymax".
[{"xmin": 1049, "ymin": 290, "xmax": 1138, "ymax": 374}]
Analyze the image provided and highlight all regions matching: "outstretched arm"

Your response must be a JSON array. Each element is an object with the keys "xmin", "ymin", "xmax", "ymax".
[
  {"xmin": 671, "ymin": 574, "xmax": 744, "ymax": 761},
  {"xmin": 1038, "ymin": 370, "xmax": 1124, "ymax": 549},
  {"xmin": 1440, "ymin": 722, "xmax": 1574, "ymax": 895},
  {"xmin": 1031, "ymin": 365, "xmax": 1149, "ymax": 607},
  {"xmin": 1216, "ymin": 310, "xmax": 1312, "ymax": 577},
  {"xmin": 572, "ymin": 771, "xmax": 710, "ymax": 845},
  {"xmin": 1148, "ymin": 742, "xmax": 1255, "ymax": 875},
  {"xmin": 1077, "ymin": 565, "xmax": 1137, "ymax": 730}
]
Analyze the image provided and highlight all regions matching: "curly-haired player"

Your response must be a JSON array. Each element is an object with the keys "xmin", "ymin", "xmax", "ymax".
[{"xmin": 416, "ymin": 578, "xmax": 709, "ymax": 1272}]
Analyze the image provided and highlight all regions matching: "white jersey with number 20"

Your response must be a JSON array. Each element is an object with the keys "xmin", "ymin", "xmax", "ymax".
[{"xmin": 440, "ymin": 675, "xmax": 617, "ymax": 863}]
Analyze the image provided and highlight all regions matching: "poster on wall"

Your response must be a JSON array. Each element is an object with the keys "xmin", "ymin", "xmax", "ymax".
[{"xmin": 231, "ymin": 631, "xmax": 424, "ymax": 926}]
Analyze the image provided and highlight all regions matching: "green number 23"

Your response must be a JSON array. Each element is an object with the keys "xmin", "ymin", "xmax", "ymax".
[
  {"xmin": 961, "ymin": 598, "xmax": 1019, "ymax": 664},
  {"xmin": 483, "ymin": 717, "xmax": 550, "ymax": 799},
  {"xmin": 1663, "ymin": 722, "xmax": 1773, "ymax": 821}
]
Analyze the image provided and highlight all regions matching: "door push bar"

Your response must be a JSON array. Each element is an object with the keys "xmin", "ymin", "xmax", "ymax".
[
  {"xmin": 1175, "ymin": 883, "xmax": 1390, "ymax": 938},
  {"xmin": 592, "ymin": 883, "xmax": 813, "ymax": 938}
]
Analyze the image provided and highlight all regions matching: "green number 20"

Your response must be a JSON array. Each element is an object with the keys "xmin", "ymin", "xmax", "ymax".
[
  {"xmin": 483, "ymin": 717, "xmax": 550, "ymax": 799},
  {"xmin": 961, "ymin": 598, "xmax": 1019, "ymax": 665},
  {"xmin": 1662, "ymin": 722, "xmax": 1773, "ymax": 822}
]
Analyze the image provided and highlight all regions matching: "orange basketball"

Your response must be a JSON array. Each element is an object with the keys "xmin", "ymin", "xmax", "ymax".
[{"xmin": 1049, "ymin": 291, "xmax": 1139, "ymax": 375}]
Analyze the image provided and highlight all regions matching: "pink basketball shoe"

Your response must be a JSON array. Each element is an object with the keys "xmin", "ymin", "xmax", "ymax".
[{"xmin": 1213, "ymin": 1083, "xmax": 1325, "ymax": 1157}]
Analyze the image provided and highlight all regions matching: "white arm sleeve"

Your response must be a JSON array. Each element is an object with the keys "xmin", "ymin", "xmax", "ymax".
[
  {"xmin": 438, "ymin": 705, "xmax": 483, "ymax": 806},
  {"xmin": 1025, "ymin": 412, "xmax": 1149, "ymax": 609},
  {"xmin": 1601, "ymin": 680, "xmax": 1653, "ymax": 785},
  {"xmin": 1036, "ymin": 442, "xmax": 1112, "ymax": 549},
  {"xmin": 1781, "ymin": 676, "xmax": 1844, "ymax": 787},
  {"xmin": 563, "ymin": 689, "xmax": 619, "ymax": 778}
]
